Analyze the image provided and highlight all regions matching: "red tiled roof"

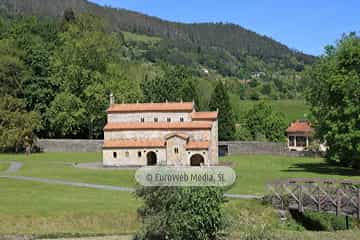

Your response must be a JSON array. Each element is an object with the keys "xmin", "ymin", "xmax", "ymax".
[
  {"xmin": 103, "ymin": 139, "xmax": 165, "ymax": 149},
  {"xmin": 186, "ymin": 141, "xmax": 210, "ymax": 150},
  {"xmin": 104, "ymin": 122, "xmax": 213, "ymax": 131},
  {"xmin": 165, "ymin": 133, "xmax": 189, "ymax": 140},
  {"xmin": 191, "ymin": 112, "xmax": 218, "ymax": 120},
  {"xmin": 286, "ymin": 121, "xmax": 314, "ymax": 133},
  {"xmin": 107, "ymin": 102, "xmax": 194, "ymax": 113}
]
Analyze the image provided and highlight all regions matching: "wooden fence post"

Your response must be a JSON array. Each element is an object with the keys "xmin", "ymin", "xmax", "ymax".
[
  {"xmin": 358, "ymin": 187, "xmax": 360, "ymax": 220},
  {"xmin": 317, "ymin": 185, "xmax": 321, "ymax": 212},
  {"xmin": 299, "ymin": 185, "xmax": 303, "ymax": 213},
  {"xmin": 336, "ymin": 189, "xmax": 341, "ymax": 216}
]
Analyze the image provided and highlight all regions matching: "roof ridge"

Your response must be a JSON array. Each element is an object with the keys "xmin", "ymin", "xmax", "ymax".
[
  {"xmin": 107, "ymin": 101, "xmax": 194, "ymax": 113},
  {"xmin": 104, "ymin": 121, "xmax": 213, "ymax": 131}
]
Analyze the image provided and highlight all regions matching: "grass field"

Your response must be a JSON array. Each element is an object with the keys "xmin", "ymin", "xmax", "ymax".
[
  {"xmin": 230, "ymin": 98, "xmax": 310, "ymax": 124},
  {"xmin": 1, "ymin": 153, "xmax": 360, "ymax": 237},
  {"xmin": 0, "ymin": 180, "xmax": 139, "ymax": 235},
  {"xmin": 0, "ymin": 152, "xmax": 136, "ymax": 187},
  {"xmin": 0, "ymin": 162, "xmax": 9, "ymax": 172},
  {"xmin": 1, "ymin": 153, "xmax": 359, "ymax": 195},
  {"xmin": 222, "ymin": 155, "xmax": 360, "ymax": 195}
]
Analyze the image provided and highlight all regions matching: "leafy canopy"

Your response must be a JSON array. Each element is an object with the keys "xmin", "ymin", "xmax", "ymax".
[
  {"xmin": 0, "ymin": 96, "xmax": 41, "ymax": 151},
  {"xmin": 305, "ymin": 33, "xmax": 360, "ymax": 168},
  {"xmin": 244, "ymin": 102, "xmax": 287, "ymax": 142}
]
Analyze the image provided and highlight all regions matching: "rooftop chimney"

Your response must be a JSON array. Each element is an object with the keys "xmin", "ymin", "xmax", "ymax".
[{"xmin": 109, "ymin": 93, "xmax": 115, "ymax": 105}]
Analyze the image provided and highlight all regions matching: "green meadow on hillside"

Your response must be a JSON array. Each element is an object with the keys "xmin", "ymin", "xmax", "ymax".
[
  {"xmin": 230, "ymin": 98, "xmax": 310, "ymax": 124},
  {"xmin": 122, "ymin": 31, "xmax": 161, "ymax": 44}
]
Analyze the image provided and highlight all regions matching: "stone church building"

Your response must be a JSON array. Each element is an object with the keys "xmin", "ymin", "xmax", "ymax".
[{"xmin": 103, "ymin": 100, "xmax": 218, "ymax": 167}]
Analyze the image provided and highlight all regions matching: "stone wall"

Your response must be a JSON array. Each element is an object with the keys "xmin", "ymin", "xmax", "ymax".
[
  {"xmin": 219, "ymin": 141, "xmax": 316, "ymax": 157},
  {"xmin": 37, "ymin": 139, "xmax": 103, "ymax": 152},
  {"xmin": 37, "ymin": 139, "xmax": 316, "ymax": 157}
]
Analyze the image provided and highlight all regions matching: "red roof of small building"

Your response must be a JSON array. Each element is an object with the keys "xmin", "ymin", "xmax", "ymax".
[
  {"xmin": 103, "ymin": 139, "xmax": 165, "ymax": 149},
  {"xmin": 104, "ymin": 122, "xmax": 213, "ymax": 131},
  {"xmin": 191, "ymin": 112, "xmax": 218, "ymax": 120},
  {"xmin": 186, "ymin": 141, "xmax": 210, "ymax": 150},
  {"xmin": 107, "ymin": 102, "xmax": 194, "ymax": 113},
  {"xmin": 286, "ymin": 121, "xmax": 314, "ymax": 133}
]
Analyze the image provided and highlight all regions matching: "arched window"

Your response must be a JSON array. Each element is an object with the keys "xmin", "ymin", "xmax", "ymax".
[
  {"xmin": 125, "ymin": 151, "xmax": 129, "ymax": 157},
  {"xmin": 113, "ymin": 152, "xmax": 117, "ymax": 158},
  {"xmin": 180, "ymin": 117, "xmax": 184, "ymax": 122},
  {"xmin": 138, "ymin": 151, "xmax": 142, "ymax": 157},
  {"xmin": 154, "ymin": 117, "xmax": 158, "ymax": 122},
  {"xmin": 140, "ymin": 117, "xmax": 145, "ymax": 122},
  {"xmin": 174, "ymin": 147, "xmax": 179, "ymax": 154},
  {"xmin": 167, "ymin": 117, "xmax": 171, "ymax": 122}
]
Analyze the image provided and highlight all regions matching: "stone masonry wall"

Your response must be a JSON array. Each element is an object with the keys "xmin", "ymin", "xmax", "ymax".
[
  {"xmin": 37, "ymin": 139, "xmax": 315, "ymax": 157},
  {"xmin": 219, "ymin": 141, "xmax": 316, "ymax": 157},
  {"xmin": 37, "ymin": 139, "xmax": 104, "ymax": 152}
]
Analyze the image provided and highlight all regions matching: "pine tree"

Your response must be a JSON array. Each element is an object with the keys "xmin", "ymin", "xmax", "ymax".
[{"xmin": 209, "ymin": 81, "xmax": 236, "ymax": 140}]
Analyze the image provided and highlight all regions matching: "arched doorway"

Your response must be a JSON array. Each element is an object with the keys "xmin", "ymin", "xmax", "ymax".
[
  {"xmin": 190, "ymin": 154, "xmax": 204, "ymax": 166},
  {"xmin": 147, "ymin": 151, "xmax": 157, "ymax": 166}
]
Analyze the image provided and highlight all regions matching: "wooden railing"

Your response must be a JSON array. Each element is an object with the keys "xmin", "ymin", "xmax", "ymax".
[{"xmin": 266, "ymin": 178, "xmax": 360, "ymax": 219}]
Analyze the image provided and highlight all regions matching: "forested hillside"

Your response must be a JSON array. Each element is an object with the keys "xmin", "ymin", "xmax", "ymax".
[
  {"xmin": 0, "ymin": 0, "xmax": 314, "ymax": 76},
  {"xmin": 0, "ymin": 0, "xmax": 316, "ymax": 144}
]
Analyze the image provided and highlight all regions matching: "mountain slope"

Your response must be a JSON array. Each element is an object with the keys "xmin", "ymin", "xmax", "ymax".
[{"xmin": 0, "ymin": 0, "xmax": 315, "ymax": 68}]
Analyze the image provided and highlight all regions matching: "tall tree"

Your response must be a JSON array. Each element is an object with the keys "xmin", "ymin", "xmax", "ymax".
[
  {"xmin": 245, "ymin": 102, "xmax": 286, "ymax": 142},
  {"xmin": 47, "ymin": 92, "xmax": 86, "ymax": 138},
  {"xmin": 48, "ymin": 14, "xmax": 141, "ymax": 138},
  {"xmin": 141, "ymin": 64, "xmax": 198, "ymax": 104},
  {"xmin": 306, "ymin": 33, "xmax": 360, "ymax": 168},
  {"xmin": 0, "ymin": 96, "xmax": 41, "ymax": 152},
  {"xmin": 209, "ymin": 81, "xmax": 236, "ymax": 141}
]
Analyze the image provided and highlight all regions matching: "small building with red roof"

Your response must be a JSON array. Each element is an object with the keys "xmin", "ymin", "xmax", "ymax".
[
  {"xmin": 103, "ymin": 96, "xmax": 218, "ymax": 167},
  {"xmin": 286, "ymin": 120, "xmax": 314, "ymax": 151}
]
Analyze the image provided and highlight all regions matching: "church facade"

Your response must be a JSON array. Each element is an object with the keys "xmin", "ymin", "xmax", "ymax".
[{"xmin": 103, "ymin": 101, "xmax": 218, "ymax": 167}]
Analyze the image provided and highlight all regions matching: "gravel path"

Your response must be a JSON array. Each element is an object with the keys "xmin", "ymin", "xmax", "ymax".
[
  {"xmin": 0, "ymin": 161, "xmax": 262, "ymax": 199},
  {"xmin": 0, "ymin": 175, "xmax": 135, "ymax": 192},
  {"xmin": 0, "ymin": 161, "xmax": 23, "ymax": 174}
]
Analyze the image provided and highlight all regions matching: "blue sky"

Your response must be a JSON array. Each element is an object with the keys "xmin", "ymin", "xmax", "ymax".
[{"xmin": 89, "ymin": 0, "xmax": 359, "ymax": 56}]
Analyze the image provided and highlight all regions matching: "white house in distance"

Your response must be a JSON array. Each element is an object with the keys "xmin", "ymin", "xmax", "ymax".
[
  {"xmin": 102, "ymin": 100, "xmax": 218, "ymax": 167},
  {"xmin": 286, "ymin": 120, "xmax": 314, "ymax": 151}
]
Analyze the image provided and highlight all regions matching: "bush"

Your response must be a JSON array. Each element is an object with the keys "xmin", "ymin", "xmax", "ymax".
[{"xmin": 135, "ymin": 186, "xmax": 229, "ymax": 240}]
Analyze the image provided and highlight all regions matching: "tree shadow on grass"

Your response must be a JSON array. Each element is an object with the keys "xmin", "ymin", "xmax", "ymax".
[{"xmin": 283, "ymin": 162, "xmax": 360, "ymax": 177}]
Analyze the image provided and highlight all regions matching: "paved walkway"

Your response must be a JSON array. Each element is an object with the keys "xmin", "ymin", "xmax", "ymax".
[{"xmin": 0, "ymin": 161, "xmax": 262, "ymax": 199}]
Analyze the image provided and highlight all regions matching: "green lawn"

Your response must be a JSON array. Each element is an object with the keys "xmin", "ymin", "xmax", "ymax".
[
  {"xmin": 0, "ymin": 162, "xmax": 9, "ymax": 172},
  {"xmin": 1, "ymin": 153, "xmax": 360, "ymax": 195},
  {"xmin": 222, "ymin": 154, "xmax": 360, "ymax": 195},
  {"xmin": 0, "ymin": 152, "xmax": 135, "ymax": 187},
  {"xmin": 0, "ymin": 153, "xmax": 360, "ymax": 195},
  {"xmin": 230, "ymin": 98, "xmax": 310, "ymax": 124},
  {"xmin": 0, "ymin": 179, "xmax": 139, "ymax": 235},
  {"xmin": 1, "ymin": 152, "xmax": 360, "ymax": 237}
]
